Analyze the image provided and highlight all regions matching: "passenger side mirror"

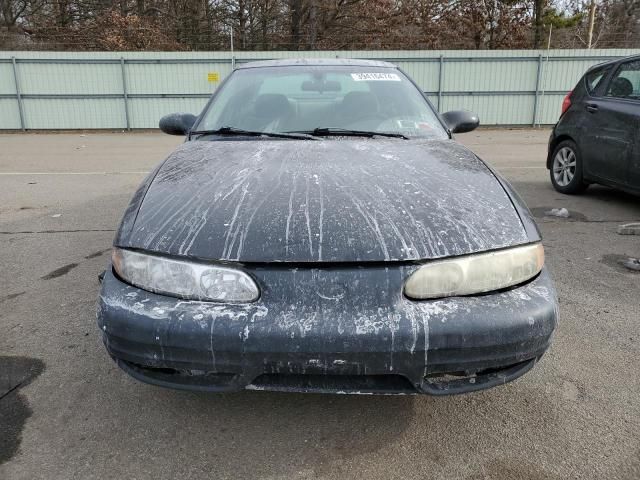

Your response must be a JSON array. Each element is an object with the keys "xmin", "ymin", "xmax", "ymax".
[
  {"xmin": 441, "ymin": 110, "xmax": 480, "ymax": 134},
  {"xmin": 159, "ymin": 113, "xmax": 197, "ymax": 136}
]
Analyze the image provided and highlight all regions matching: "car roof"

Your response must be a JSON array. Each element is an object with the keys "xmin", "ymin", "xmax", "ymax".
[
  {"xmin": 587, "ymin": 53, "xmax": 640, "ymax": 72},
  {"xmin": 235, "ymin": 58, "xmax": 397, "ymax": 69}
]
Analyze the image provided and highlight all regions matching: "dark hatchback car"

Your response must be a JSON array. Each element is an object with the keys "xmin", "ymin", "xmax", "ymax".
[
  {"xmin": 548, "ymin": 54, "xmax": 640, "ymax": 195},
  {"xmin": 98, "ymin": 59, "xmax": 558, "ymax": 395}
]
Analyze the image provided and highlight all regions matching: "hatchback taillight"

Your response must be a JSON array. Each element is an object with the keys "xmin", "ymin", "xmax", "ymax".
[{"xmin": 561, "ymin": 91, "xmax": 573, "ymax": 115}]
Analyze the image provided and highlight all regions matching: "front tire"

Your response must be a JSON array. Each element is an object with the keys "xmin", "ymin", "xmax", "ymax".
[{"xmin": 550, "ymin": 140, "xmax": 587, "ymax": 194}]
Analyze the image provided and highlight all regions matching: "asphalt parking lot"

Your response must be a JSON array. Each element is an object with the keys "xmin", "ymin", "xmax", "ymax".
[{"xmin": 1, "ymin": 129, "xmax": 639, "ymax": 480}]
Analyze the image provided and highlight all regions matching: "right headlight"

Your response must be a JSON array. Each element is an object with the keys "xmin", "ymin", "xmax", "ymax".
[
  {"xmin": 404, "ymin": 243, "xmax": 544, "ymax": 300},
  {"xmin": 111, "ymin": 248, "xmax": 260, "ymax": 303}
]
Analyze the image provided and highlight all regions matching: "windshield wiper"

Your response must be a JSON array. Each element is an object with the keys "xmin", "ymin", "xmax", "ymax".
[
  {"xmin": 286, "ymin": 127, "xmax": 408, "ymax": 140},
  {"xmin": 190, "ymin": 126, "xmax": 317, "ymax": 140}
]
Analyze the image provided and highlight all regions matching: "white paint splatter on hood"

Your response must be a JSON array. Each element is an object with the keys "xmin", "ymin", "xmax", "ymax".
[{"xmin": 118, "ymin": 138, "xmax": 531, "ymax": 262}]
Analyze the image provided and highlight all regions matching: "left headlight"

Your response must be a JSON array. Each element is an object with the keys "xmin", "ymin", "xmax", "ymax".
[
  {"xmin": 111, "ymin": 248, "xmax": 260, "ymax": 303},
  {"xmin": 404, "ymin": 243, "xmax": 544, "ymax": 300}
]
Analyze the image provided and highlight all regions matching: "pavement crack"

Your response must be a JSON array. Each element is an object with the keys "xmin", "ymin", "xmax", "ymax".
[{"xmin": 0, "ymin": 380, "xmax": 25, "ymax": 403}]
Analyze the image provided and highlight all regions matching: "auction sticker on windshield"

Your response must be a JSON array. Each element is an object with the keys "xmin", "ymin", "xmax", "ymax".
[{"xmin": 351, "ymin": 72, "xmax": 401, "ymax": 81}]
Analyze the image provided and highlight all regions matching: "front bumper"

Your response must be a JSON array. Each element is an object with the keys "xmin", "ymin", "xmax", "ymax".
[{"xmin": 97, "ymin": 265, "xmax": 558, "ymax": 395}]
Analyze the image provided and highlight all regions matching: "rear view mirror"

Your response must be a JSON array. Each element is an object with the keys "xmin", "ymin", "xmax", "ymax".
[
  {"xmin": 441, "ymin": 110, "xmax": 480, "ymax": 134},
  {"xmin": 301, "ymin": 80, "xmax": 341, "ymax": 92},
  {"xmin": 159, "ymin": 113, "xmax": 197, "ymax": 135}
]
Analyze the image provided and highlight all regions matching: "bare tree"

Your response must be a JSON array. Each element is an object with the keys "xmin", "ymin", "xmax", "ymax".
[
  {"xmin": 4, "ymin": 0, "xmax": 638, "ymax": 51},
  {"xmin": 533, "ymin": 0, "xmax": 546, "ymax": 47}
]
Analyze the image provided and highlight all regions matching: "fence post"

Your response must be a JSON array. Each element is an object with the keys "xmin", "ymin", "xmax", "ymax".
[
  {"xmin": 11, "ymin": 56, "xmax": 26, "ymax": 131},
  {"xmin": 120, "ymin": 57, "xmax": 131, "ymax": 131},
  {"xmin": 437, "ymin": 54, "xmax": 445, "ymax": 112},
  {"xmin": 532, "ymin": 54, "xmax": 543, "ymax": 127}
]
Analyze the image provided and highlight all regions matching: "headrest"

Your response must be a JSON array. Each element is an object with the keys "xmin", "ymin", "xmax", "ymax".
[
  {"xmin": 340, "ymin": 91, "xmax": 378, "ymax": 113},
  {"xmin": 610, "ymin": 77, "xmax": 633, "ymax": 97},
  {"xmin": 254, "ymin": 94, "xmax": 292, "ymax": 118}
]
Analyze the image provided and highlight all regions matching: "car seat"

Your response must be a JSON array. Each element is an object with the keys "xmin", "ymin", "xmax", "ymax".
[
  {"xmin": 251, "ymin": 94, "xmax": 294, "ymax": 131},
  {"xmin": 337, "ymin": 91, "xmax": 379, "ymax": 125}
]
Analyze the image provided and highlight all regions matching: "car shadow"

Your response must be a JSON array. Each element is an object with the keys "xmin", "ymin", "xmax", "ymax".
[
  {"xmin": 580, "ymin": 184, "xmax": 640, "ymax": 205},
  {"xmin": 118, "ymin": 385, "xmax": 416, "ymax": 477},
  {"xmin": 91, "ymin": 373, "xmax": 561, "ymax": 480}
]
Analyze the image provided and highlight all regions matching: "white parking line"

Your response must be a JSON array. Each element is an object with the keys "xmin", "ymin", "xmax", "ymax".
[
  {"xmin": 0, "ymin": 168, "xmax": 546, "ymax": 178},
  {"xmin": 492, "ymin": 166, "xmax": 546, "ymax": 169},
  {"xmin": 0, "ymin": 171, "xmax": 149, "ymax": 175},
  {"xmin": 0, "ymin": 167, "xmax": 546, "ymax": 176}
]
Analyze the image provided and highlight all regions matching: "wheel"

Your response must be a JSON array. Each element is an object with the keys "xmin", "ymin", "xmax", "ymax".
[{"xmin": 550, "ymin": 140, "xmax": 588, "ymax": 194}]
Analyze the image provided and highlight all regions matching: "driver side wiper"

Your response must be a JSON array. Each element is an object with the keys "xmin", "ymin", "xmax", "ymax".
[
  {"xmin": 286, "ymin": 127, "xmax": 408, "ymax": 140},
  {"xmin": 190, "ymin": 126, "xmax": 317, "ymax": 140}
]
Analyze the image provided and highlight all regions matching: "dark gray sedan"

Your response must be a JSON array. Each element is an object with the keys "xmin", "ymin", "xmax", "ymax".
[{"xmin": 98, "ymin": 59, "xmax": 557, "ymax": 395}]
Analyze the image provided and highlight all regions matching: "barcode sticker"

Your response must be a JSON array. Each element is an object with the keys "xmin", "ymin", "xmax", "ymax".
[{"xmin": 351, "ymin": 73, "xmax": 401, "ymax": 82}]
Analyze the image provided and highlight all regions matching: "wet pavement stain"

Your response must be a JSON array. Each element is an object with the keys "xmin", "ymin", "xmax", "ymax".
[
  {"xmin": 84, "ymin": 249, "xmax": 110, "ymax": 260},
  {"xmin": 41, "ymin": 263, "xmax": 79, "ymax": 280},
  {"xmin": 38, "ymin": 248, "xmax": 109, "ymax": 282},
  {"xmin": 0, "ymin": 356, "xmax": 45, "ymax": 465},
  {"xmin": 0, "ymin": 292, "xmax": 26, "ymax": 304}
]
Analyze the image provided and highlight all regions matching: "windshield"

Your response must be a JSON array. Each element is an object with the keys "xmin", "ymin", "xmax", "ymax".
[{"xmin": 195, "ymin": 65, "xmax": 447, "ymax": 139}]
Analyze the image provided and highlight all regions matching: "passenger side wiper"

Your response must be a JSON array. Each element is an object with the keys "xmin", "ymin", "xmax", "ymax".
[
  {"xmin": 286, "ymin": 127, "xmax": 409, "ymax": 140},
  {"xmin": 190, "ymin": 126, "xmax": 317, "ymax": 140}
]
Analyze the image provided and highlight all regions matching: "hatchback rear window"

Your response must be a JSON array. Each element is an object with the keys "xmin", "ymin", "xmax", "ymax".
[{"xmin": 585, "ymin": 69, "xmax": 608, "ymax": 95}]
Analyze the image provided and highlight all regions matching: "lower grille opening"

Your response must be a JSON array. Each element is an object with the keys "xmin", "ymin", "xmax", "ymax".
[
  {"xmin": 424, "ymin": 360, "xmax": 531, "ymax": 385},
  {"xmin": 248, "ymin": 374, "xmax": 417, "ymax": 394},
  {"xmin": 421, "ymin": 359, "xmax": 536, "ymax": 394},
  {"xmin": 121, "ymin": 360, "xmax": 237, "ymax": 388}
]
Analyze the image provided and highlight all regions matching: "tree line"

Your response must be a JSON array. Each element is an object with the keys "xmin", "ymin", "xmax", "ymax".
[{"xmin": 1, "ymin": 0, "xmax": 638, "ymax": 51}]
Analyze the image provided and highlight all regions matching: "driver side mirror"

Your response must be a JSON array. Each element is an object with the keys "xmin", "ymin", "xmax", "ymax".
[
  {"xmin": 441, "ymin": 110, "xmax": 479, "ymax": 134},
  {"xmin": 159, "ymin": 113, "xmax": 197, "ymax": 136}
]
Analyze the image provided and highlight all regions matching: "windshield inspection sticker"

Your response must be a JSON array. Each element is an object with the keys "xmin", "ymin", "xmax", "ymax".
[{"xmin": 351, "ymin": 72, "xmax": 401, "ymax": 82}]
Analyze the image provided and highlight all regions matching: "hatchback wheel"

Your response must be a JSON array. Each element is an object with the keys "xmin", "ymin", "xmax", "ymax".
[{"xmin": 550, "ymin": 140, "xmax": 587, "ymax": 194}]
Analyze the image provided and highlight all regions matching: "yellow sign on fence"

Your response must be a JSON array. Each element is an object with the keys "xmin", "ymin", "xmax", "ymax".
[{"xmin": 207, "ymin": 72, "xmax": 220, "ymax": 83}]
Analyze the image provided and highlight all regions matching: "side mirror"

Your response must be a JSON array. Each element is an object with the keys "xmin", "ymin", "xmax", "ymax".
[
  {"xmin": 441, "ymin": 110, "xmax": 479, "ymax": 134},
  {"xmin": 159, "ymin": 113, "xmax": 197, "ymax": 136}
]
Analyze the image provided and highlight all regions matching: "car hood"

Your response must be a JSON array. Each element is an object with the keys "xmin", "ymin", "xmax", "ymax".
[{"xmin": 117, "ymin": 139, "xmax": 530, "ymax": 263}]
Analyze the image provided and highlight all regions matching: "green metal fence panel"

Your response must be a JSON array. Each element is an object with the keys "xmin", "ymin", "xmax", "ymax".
[
  {"xmin": 441, "ymin": 94, "xmax": 536, "ymax": 125},
  {"xmin": 537, "ymin": 93, "xmax": 568, "ymax": 124},
  {"xmin": 21, "ymin": 98, "xmax": 125, "ymax": 129},
  {"xmin": 0, "ymin": 99, "xmax": 21, "ymax": 129},
  {"xmin": 125, "ymin": 62, "xmax": 230, "ymax": 95},
  {"xmin": 0, "ymin": 62, "xmax": 16, "ymax": 94},
  {"xmin": 17, "ymin": 61, "xmax": 123, "ymax": 95},
  {"xmin": 1, "ymin": 49, "xmax": 639, "ymax": 130},
  {"xmin": 128, "ymin": 98, "xmax": 210, "ymax": 129}
]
